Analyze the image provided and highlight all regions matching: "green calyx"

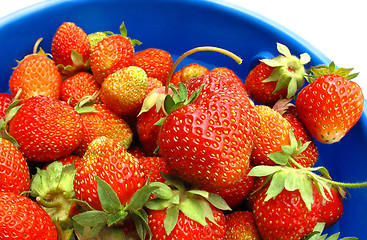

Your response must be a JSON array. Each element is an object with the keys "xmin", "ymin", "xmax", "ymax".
[
  {"xmin": 306, "ymin": 61, "xmax": 359, "ymax": 83},
  {"xmin": 73, "ymin": 91, "xmax": 100, "ymax": 115},
  {"xmin": 119, "ymin": 21, "xmax": 142, "ymax": 47},
  {"xmin": 248, "ymin": 128, "xmax": 367, "ymax": 211},
  {"xmin": 261, "ymin": 42, "xmax": 311, "ymax": 98},
  {"xmin": 30, "ymin": 161, "xmax": 77, "ymax": 229},
  {"xmin": 305, "ymin": 222, "xmax": 357, "ymax": 240}
]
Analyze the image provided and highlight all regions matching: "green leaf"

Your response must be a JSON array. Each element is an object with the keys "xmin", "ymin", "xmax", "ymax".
[
  {"xmin": 95, "ymin": 176, "xmax": 122, "ymax": 213},
  {"xmin": 277, "ymin": 42, "xmax": 291, "ymax": 57},
  {"xmin": 248, "ymin": 165, "xmax": 282, "ymax": 177},
  {"xmin": 284, "ymin": 171, "xmax": 302, "ymax": 191},
  {"xmin": 164, "ymin": 206, "xmax": 179, "ymax": 236},
  {"xmin": 107, "ymin": 210, "xmax": 128, "ymax": 226},
  {"xmin": 187, "ymin": 84, "xmax": 204, "ymax": 104},
  {"xmin": 149, "ymin": 182, "xmax": 174, "ymax": 200},
  {"xmin": 125, "ymin": 184, "xmax": 160, "ymax": 211},
  {"xmin": 207, "ymin": 192, "xmax": 231, "ymax": 211},
  {"xmin": 145, "ymin": 198, "xmax": 173, "ymax": 210},
  {"xmin": 163, "ymin": 95, "xmax": 175, "ymax": 114},
  {"xmin": 298, "ymin": 178, "xmax": 314, "ymax": 211},
  {"xmin": 264, "ymin": 171, "xmax": 287, "ymax": 201},
  {"xmin": 72, "ymin": 210, "xmax": 109, "ymax": 227},
  {"xmin": 187, "ymin": 189, "xmax": 209, "ymax": 199},
  {"xmin": 197, "ymin": 199, "xmax": 216, "ymax": 225},
  {"xmin": 132, "ymin": 209, "xmax": 151, "ymax": 240},
  {"xmin": 268, "ymin": 151, "xmax": 289, "ymax": 165},
  {"xmin": 178, "ymin": 82, "xmax": 188, "ymax": 102},
  {"xmin": 300, "ymin": 53, "xmax": 311, "ymax": 65},
  {"xmin": 179, "ymin": 197, "xmax": 206, "ymax": 226}
]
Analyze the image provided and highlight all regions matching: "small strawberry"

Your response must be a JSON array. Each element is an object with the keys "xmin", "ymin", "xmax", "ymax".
[
  {"xmin": 90, "ymin": 22, "xmax": 139, "ymax": 84},
  {"xmin": 245, "ymin": 42, "xmax": 310, "ymax": 105},
  {"xmin": 51, "ymin": 22, "xmax": 91, "ymax": 76},
  {"xmin": 0, "ymin": 93, "xmax": 13, "ymax": 119},
  {"xmin": 250, "ymin": 104, "xmax": 291, "ymax": 166},
  {"xmin": 60, "ymin": 71, "xmax": 101, "ymax": 107},
  {"xmin": 99, "ymin": 66, "xmax": 148, "ymax": 118},
  {"xmin": 170, "ymin": 62, "xmax": 210, "ymax": 86},
  {"xmin": 73, "ymin": 102, "xmax": 133, "ymax": 157},
  {"xmin": 224, "ymin": 211, "xmax": 262, "ymax": 240},
  {"xmin": 9, "ymin": 39, "xmax": 62, "ymax": 100},
  {"xmin": 8, "ymin": 95, "xmax": 83, "ymax": 162},
  {"xmin": 0, "ymin": 191, "xmax": 58, "ymax": 239},
  {"xmin": 133, "ymin": 48, "xmax": 173, "ymax": 84},
  {"xmin": 296, "ymin": 62, "xmax": 364, "ymax": 144},
  {"xmin": 73, "ymin": 136, "xmax": 145, "ymax": 211},
  {"xmin": 0, "ymin": 138, "xmax": 30, "ymax": 194}
]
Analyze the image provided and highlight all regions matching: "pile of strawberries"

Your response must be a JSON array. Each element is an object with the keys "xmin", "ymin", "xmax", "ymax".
[{"xmin": 0, "ymin": 21, "xmax": 365, "ymax": 240}]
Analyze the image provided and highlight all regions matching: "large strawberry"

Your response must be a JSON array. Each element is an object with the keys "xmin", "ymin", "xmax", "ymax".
[
  {"xmin": 158, "ymin": 73, "xmax": 259, "ymax": 189},
  {"xmin": 9, "ymin": 39, "xmax": 62, "ymax": 100},
  {"xmin": 51, "ymin": 22, "xmax": 91, "ymax": 76},
  {"xmin": 0, "ymin": 138, "xmax": 30, "ymax": 194},
  {"xmin": 73, "ymin": 136, "xmax": 145, "ymax": 211},
  {"xmin": 296, "ymin": 62, "xmax": 364, "ymax": 144},
  {"xmin": 245, "ymin": 42, "xmax": 310, "ymax": 106},
  {"xmin": 0, "ymin": 191, "xmax": 58, "ymax": 239},
  {"xmin": 8, "ymin": 95, "xmax": 83, "ymax": 162},
  {"xmin": 133, "ymin": 48, "xmax": 173, "ymax": 84},
  {"xmin": 90, "ymin": 22, "xmax": 138, "ymax": 84}
]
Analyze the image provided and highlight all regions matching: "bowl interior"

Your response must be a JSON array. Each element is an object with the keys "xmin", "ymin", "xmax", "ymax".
[{"xmin": 0, "ymin": 0, "xmax": 366, "ymax": 236}]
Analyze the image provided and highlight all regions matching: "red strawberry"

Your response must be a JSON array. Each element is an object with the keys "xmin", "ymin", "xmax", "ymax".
[
  {"xmin": 90, "ymin": 23, "xmax": 136, "ymax": 84},
  {"xmin": 51, "ymin": 22, "xmax": 91, "ymax": 76},
  {"xmin": 146, "ymin": 77, "xmax": 163, "ymax": 95},
  {"xmin": 296, "ymin": 62, "xmax": 364, "ymax": 144},
  {"xmin": 0, "ymin": 93, "xmax": 12, "ymax": 119},
  {"xmin": 9, "ymin": 39, "xmax": 62, "ymax": 100},
  {"xmin": 139, "ymin": 156, "xmax": 170, "ymax": 184},
  {"xmin": 319, "ymin": 186, "xmax": 344, "ymax": 228},
  {"xmin": 210, "ymin": 67, "xmax": 243, "ymax": 85},
  {"xmin": 99, "ymin": 66, "xmax": 148, "ymax": 118},
  {"xmin": 60, "ymin": 71, "xmax": 101, "ymax": 107},
  {"xmin": 245, "ymin": 42, "xmax": 310, "ymax": 106},
  {"xmin": 170, "ymin": 63, "xmax": 210, "ymax": 86},
  {"xmin": 0, "ymin": 138, "xmax": 30, "ymax": 194},
  {"xmin": 73, "ymin": 136, "xmax": 145, "ymax": 210},
  {"xmin": 74, "ymin": 102, "xmax": 133, "ymax": 158},
  {"xmin": 8, "ymin": 95, "xmax": 83, "ymax": 162},
  {"xmin": 0, "ymin": 191, "xmax": 57, "ymax": 239},
  {"xmin": 133, "ymin": 48, "xmax": 173, "ymax": 84},
  {"xmin": 158, "ymin": 74, "xmax": 259, "ymax": 189},
  {"xmin": 224, "ymin": 211, "xmax": 262, "ymax": 240},
  {"xmin": 250, "ymin": 104, "xmax": 291, "ymax": 166}
]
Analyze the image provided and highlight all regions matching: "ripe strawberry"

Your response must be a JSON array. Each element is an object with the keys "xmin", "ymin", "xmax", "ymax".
[
  {"xmin": 0, "ymin": 93, "xmax": 12, "ymax": 119},
  {"xmin": 245, "ymin": 42, "xmax": 310, "ymax": 106},
  {"xmin": 146, "ymin": 76, "xmax": 163, "ymax": 95},
  {"xmin": 296, "ymin": 62, "xmax": 364, "ymax": 144},
  {"xmin": 133, "ymin": 48, "xmax": 173, "ymax": 84},
  {"xmin": 61, "ymin": 71, "xmax": 101, "ymax": 107},
  {"xmin": 73, "ymin": 102, "xmax": 133, "ymax": 157},
  {"xmin": 210, "ymin": 67, "xmax": 242, "ymax": 84},
  {"xmin": 8, "ymin": 95, "xmax": 83, "ymax": 162},
  {"xmin": 9, "ymin": 39, "xmax": 62, "ymax": 100},
  {"xmin": 319, "ymin": 186, "xmax": 344, "ymax": 228},
  {"xmin": 51, "ymin": 22, "xmax": 91, "ymax": 76},
  {"xmin": 158, "ymin": 74, "xmax": 259, "ymax": 189},
  {"xmin": 251, "ymin": 180, "xmax": 322, "ymax": 239},
  {"xmin": 139, "ymin": 156, "xmax": 170, "ymax": 184},
  {"xmin": 73, "ymin": 136, "xmax": 145, "ymax": 211},
  {"xmin": 90, "ymin": 23, "xmax": 136, "ymax": 84},
  {"xmin": 282, "ymin": 105, "xmax": 319, "ymax": 167},
  {"xmin": 99, "ymin": 66, "xmax": 148, "ymax": 118},
  {"xmin": 170, "ymin": 62, "xmax": 210, "ymax": 86},
  {"xmin": 250, "ymin": 104, "xmax": 291, "ymax": 166},
  {"xmin": 0, "ymin": 191, "xmax": 57, "ymax": 239},
  {"xmin": 0, "ymin": 138, "xmax": 30, "ymax": 194},
  {"xmin": 224, "ymin": 211, "xmax": 262, "ymax": 240}
]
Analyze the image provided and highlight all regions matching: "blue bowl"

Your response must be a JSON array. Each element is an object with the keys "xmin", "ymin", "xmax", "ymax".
[{"xmin": 1, "ymin": 0, "xmax": 366, "ymax": 237}]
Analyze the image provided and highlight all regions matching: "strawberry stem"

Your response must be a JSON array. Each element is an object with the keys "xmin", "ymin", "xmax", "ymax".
[{"xmin": 165, "ymin": 46, "xmax": 242, "ymax": 94}]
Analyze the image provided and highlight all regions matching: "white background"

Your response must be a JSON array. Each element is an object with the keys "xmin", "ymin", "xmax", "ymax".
[{"xmin": 1, "ymin": 0, "xmax": 366, "ymax": 97}]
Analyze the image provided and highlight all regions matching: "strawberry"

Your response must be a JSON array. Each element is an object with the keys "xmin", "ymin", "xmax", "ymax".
[
  {"xmin": 8, "ymin": 95, "xmax": 83, "ymax": 162},
  {"xmin": 0, "ymin": 191, "xmax": 58, "ymax": 239},
  {"xmin": 90, "ymin": 22, "xmax": 137, "ymax": 84},
  {"xmin": 158, "ymin": 73, "xmax": 259, "ymax": 189},
  {"xmin": 9, "ymin": 39, "xmax": 62, "ymax": 100},
  {"xmin": 146, "ymin": 76, "xmax": 163, "ymax": 95},
  {"xmin": 99, "ymin": 66, "xmax": 148, "ymax": 118},
  {"xmin": 245, "ymin": 42, "xmax": 310, "ymax": 106},
  {"xmin": 0, "ymin": 138, "xmax": 30, "ymax": 194},
  {"xmin": 0, "ymin": 93, "xmax": 12, "ymax": 119},
  {"xmin": 319, "ymin": 186, "xmax": 344, "ymax": 228},
  {"xmin": 170, "ymin": 62, "xmax": 210, "ymax": 86},
  {"xmin": 296, "ymin": 62, "xmax": 364, "ymax": 144},
  {"xmin": 250, "ymin": 104, "xmax": 291, "ymax": 166},
  {"xmin": 60, "ymin": 71, "xmax": 101, "ymax": 107},
  {"xmin": 224, "ymin": 211, "xmax": 262, "ymax": 240},
  {"xmin": 73, "ymin": 136, "xmax": 145, "ymax": 211},
  {"xmin": 88, "ymin": 31, "xmax": 113, "ymax": 50},
  {"xmin": 51, "ymin": 22, "xmax": 91, "ymax": 76},
  {"xmin": 73, "ymin": 102, "xmax": 133, "ymax": 157},
  {"xmin": 210, "ymin": 67, "xmax": 242, "ymax": 84},
  {"xmin": 139, "ymin": 156, "xmax": 170, "ymax": 184},
  {"xmin": 133, "ymin": 48, "xmax": 173, "ymax": 84}
]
